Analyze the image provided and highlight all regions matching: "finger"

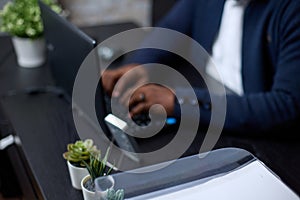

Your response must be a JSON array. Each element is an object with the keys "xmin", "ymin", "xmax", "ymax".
[
  {"xmin": 120, "ymin": 80, "xmax": 147, "ymax": 105},
  {"xmin": 128, "ymin": 91, "xmax": 145, "ymax": 108},
  {"xmin": 130, "ymin": 103, "xmax": 148, "ymax": 117},
  {"xmin": 101, "ymin": 70, "xmax": 117, "ymax": 95},
  {"xmin": 112, "ymin": 64, "xmax": 144, "ymax": 97},
  {"xmin": 119, "ymin": 88, "xmax": 134, "ymax": 106},
  {"xmin": 112, "ymin": 70, "xmax": 133, "ymax": 98}
]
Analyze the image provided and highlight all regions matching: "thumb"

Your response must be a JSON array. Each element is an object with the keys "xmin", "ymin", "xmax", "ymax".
[{"xmin": 112, "ymin": 71, "xmax": 129, "ymax": 97}]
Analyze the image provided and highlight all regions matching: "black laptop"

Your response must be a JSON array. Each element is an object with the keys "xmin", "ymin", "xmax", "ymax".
[{"xmin": 39, "ymin": 2, "xmax": 176, "ymax": 164}]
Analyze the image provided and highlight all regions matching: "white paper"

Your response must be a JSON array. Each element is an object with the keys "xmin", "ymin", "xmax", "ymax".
[{"xmin": 131, "ymin": 161, "xmax": 299, "ymax": 200}]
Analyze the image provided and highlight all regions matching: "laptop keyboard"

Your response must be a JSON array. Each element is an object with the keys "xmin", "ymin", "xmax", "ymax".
[
  {"xmin": 104, "ymin": 95, "xmax": 151, "ymax": 127},
  {"xmin": 103, "ymin": 95, "xmax": 178, "ymax": 158}
]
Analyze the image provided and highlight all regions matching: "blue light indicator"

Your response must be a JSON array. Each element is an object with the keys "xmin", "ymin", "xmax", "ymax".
[{"xmin": 166, "ymin": 118, "xmax": 177, "ymax": 125}]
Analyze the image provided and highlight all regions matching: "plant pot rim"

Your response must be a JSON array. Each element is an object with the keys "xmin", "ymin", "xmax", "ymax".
[
  {"xmin": 81, "ymin": 175, "xmax": 95, "ymax": 194},
  {"xmin": 12, "ymin": 35, "xmax": 45, "ymax": 40},
  {"xmin": 67, "ymin": 160, "xmax": 86, "ymax": 169}
]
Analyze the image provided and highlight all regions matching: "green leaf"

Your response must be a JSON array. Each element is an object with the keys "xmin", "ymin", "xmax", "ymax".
[
  {"xmin": 0, "ymin": 0, "xmax": 62, "ymax": 38},
  {"xmin": 83, "ymin": 147, "xmax": 115, "ymax": 182}
]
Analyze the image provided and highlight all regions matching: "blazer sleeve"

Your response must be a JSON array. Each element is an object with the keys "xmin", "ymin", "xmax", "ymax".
[{"xmin": 174, "ymin": 1, "xmax": 300, "ymax": 136}]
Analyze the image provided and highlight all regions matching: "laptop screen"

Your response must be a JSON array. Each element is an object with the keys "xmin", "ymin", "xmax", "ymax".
[
  {"xmin": 39, "ymin": 1, "xmax": 97, "ymax": 98},
  {"xmin": 39, "ymin": 0, "xmax": 113, "ymax": 136},
  {"xmin": 39, "ymin": 1, "xmax": 125, "ymax": 153},
  {"xmin": 39, "ymin": 3, "xmax": 172, "ymax": 165}
]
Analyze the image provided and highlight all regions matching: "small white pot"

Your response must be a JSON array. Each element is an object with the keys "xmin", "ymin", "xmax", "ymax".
[
  {"xmin": 81, "ymin": 175, "xmax": 96, "ymax": 200},
  {"xmin": 67, "ymin": 161, "xmax": 89, "ymax": 190},
  {"xmin": 81, "ymin": 175, "xmax": 115, "ymax": 200},
  {"xmin": 11, "ymin": 36, "xmax": 46, "ymax": 68},
  {"xmin": 94, "ymin": 175, "xmax": 115, "ymax": 199}
]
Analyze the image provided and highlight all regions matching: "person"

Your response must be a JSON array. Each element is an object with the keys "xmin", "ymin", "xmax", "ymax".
[
  {"xmin": 102, "ymin": 0, "xmax": 300, "ymax": 194},
  {"xmin": 102, "ymin": 0, "xmax": 300, "ymax": 135}
]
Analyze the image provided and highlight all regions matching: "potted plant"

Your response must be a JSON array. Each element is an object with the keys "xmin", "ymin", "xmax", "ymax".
[
  {"xmin": 81, "ymin": 148, "xmax": 115, "ymax": 200},
  {"xmin": 63, "ymin": 139, "xmax": 98, "ymax": 190},
  {"xmin": 0, "ymin": 0, "xmax": 62, "ymax": 68},
  {"xmin": 103, "ymin": 188, "xmax": 124, "ymax": 200}
]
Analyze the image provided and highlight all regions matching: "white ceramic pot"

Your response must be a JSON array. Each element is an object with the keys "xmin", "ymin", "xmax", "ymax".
[
  {"xmin": 81, "ymin": 175, "xmax": 115, "ymax": 200},
  {"xmin": 94, "ymin": 175, "xmax": 115, "ymax": 199},
  {"xmin": 67, "ymin": 161, "xmax": 89, "ymax": 190},
  {"xmin": 11, "ymin": 36, "xmax": 46, "ymax": 68},
  {"xmin": 81, "ymin": 175, "xmax": 96, "ymax": 200}
]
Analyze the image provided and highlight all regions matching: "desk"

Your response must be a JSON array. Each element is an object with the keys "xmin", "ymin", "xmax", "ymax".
[
  {"xmin": 0, "ymin": 35, "xmax": 54, "ymax": 95},
  {"xmin": 0, "ymin": 22, "xmax": 138, "ymax": 200},
  {"xmin": 1, "ymin": 22, "xmax": 300, "ymax": 199}
]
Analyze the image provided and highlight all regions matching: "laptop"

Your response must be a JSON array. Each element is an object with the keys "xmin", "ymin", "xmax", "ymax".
[{"xmin": 39, "ymin": 1, "xmax": 168, "ymax": 164}]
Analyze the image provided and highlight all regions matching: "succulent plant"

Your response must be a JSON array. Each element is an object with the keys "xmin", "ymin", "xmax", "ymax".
[
  {"xmin": 63, "ymin": 139, "xmax": 98, "ymax": 167},
  {"xmin": 83, "ymin": 147, "xmax": 114, "ymax": 182},
  {"xmin": 106, "ymin": 189, "xmax": 124, "ymax": 200}
]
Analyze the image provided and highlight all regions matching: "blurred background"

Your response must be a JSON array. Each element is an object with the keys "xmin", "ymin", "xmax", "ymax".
[{"xmin": 0, "ymin": 0, "xmax": 178, "ymax": 31}]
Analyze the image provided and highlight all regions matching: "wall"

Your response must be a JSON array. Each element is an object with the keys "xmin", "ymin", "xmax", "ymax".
[{"xmin": 60, "ymin": 0, "xmax": 152, "ymax": 27}]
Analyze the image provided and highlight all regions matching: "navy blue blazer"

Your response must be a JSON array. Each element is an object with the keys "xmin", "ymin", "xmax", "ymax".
[{"xmin": 130, "ymin": 0, "xmax": 300, "ymax": 135}]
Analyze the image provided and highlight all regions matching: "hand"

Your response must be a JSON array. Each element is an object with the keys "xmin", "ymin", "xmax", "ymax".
[
  {"xmin": 128, "ymin": 84, "xmax": 175, "ymax": 117},
  {"xmin": 101, "ymin": 64, "xmax": 148, "ymax": 97}
]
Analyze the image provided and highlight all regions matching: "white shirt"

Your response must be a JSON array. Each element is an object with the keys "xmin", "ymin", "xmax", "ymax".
[{"xmin": 206, "ymin": 0, "xmax": 248, "ymax": 96}]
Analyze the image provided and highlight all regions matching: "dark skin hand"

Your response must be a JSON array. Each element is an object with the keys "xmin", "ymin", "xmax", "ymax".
[
  {"xmin": 101, "ymin": 64, "xmax": 148, "ymax": 97},
  {"xmin": 128, "ymin": 84, "xmax": 175, "ymax": 117},
  {"xmin": 102, "ymin": 64, "xmax": 175, "ymax": 117}
]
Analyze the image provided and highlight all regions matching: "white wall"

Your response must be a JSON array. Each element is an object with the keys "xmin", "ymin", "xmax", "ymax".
[{"xmin": 60, "ymin": 0, "xmax": 152, "ymax": 27}]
